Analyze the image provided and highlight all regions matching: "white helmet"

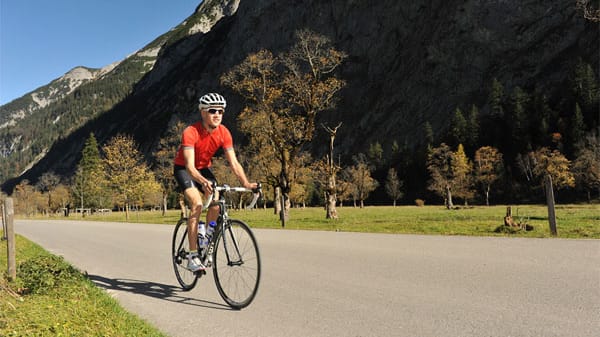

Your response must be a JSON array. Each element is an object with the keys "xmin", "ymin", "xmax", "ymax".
[{"xmin": 199, "ymin": 93, "xmax": 226, "ymax": 109}]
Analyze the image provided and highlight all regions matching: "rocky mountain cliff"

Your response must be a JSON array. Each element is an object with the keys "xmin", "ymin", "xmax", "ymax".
[{"xmin": 1, "ymin": 0, "xmax": 598, "ymax": 195}]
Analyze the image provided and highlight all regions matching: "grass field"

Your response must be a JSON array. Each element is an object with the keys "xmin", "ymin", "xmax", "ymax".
[{"xmin": 55, "ymin": 204, "xmax": 600, "ymax": 238}]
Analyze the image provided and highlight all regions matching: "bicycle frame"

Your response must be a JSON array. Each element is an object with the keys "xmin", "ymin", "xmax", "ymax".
[{"xmin": 203, "ymin": 184, "xmax": 260, "ymax": 267}]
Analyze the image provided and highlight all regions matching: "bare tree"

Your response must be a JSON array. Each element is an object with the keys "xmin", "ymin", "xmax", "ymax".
[
  {"xmin": 385, "ymin": 168, "xmax": 404, "ymax": 207},
  {"xmin": 349, "ymin": 154, "xmax": 379, "ymax": 208},
  {"xmin": 323, "ymin": 122, "xmax": 342, "ymax": 219},
  {"xmin": 576, "ymin": 0, "xmax": 600, "ymax": 21}
]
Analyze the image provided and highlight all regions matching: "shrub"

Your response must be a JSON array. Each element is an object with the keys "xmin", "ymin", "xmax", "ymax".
[
  {"xmin": 17, "ymin": 255, "xmax": 83, "ymax": 294},
  {"xmin": 415, "ymin": 199, "xmax": 425, "ymax": 207}
]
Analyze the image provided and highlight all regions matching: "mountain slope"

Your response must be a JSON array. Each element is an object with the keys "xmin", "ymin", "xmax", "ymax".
[{"xmin": 1, "ymin": 0, "xmax": 598, "ymax": 197}]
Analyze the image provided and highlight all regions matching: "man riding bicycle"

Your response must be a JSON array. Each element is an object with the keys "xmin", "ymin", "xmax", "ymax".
[{"xmin": 173, "ymin": 92, "xmax": 257, "ymax": 272}]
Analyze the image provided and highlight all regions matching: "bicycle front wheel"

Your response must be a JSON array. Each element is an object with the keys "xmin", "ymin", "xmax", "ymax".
[
  {"xmin": 171, "ymin": 218, "xmax": 198, "ymax": 290},
  {"xmin": 213, "ymin": 219, "xmax": 261, "ymax": 309}
]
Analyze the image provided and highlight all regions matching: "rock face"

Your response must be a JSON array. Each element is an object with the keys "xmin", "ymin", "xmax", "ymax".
[
  {"xmin": 143, "ymin": 0, "xmax": 597, "ymax": 152},
  {"xmin": 1, "ymin": 0, "xmax": 598, "ymax": 192}
]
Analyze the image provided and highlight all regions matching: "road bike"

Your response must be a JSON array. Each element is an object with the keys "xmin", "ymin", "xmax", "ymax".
[{"xmin": 171, "ymin": 184, "xmax": 262, "ymax": 309}]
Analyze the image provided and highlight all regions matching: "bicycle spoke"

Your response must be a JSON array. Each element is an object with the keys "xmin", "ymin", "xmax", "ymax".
[
  {"xmin": 213, "ymin": 219, "xmax": 261, "ymax": 309},
  {"xmin": 171, "ymin": 219, "xmax": 198, "ymax": 290}
]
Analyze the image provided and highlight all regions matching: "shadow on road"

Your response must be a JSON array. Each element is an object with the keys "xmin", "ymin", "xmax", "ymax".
[{"xmin": 87, "ymin": 274, "xmax": 232, "ymax": 311}]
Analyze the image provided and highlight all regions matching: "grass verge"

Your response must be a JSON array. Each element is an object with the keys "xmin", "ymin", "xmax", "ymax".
[{"xmin": 0, "ymin": 235, "xmax": 167, "ymax": 337}]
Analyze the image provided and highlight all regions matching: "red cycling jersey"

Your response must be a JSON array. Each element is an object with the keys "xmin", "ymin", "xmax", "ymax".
[{"xmin": 173, "ymin": 122, "xmax": 233, "ymax": 169}]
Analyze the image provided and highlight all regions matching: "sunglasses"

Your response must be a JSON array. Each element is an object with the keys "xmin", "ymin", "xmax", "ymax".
[{"xmin": 206, "ymin": 108, "xmax": 224, "ymax": 115}]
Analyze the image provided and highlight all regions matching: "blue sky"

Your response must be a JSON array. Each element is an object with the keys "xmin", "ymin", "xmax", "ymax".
[{"xmin": 0, "ymin": 0, "xmax": 200, "ymax": 105}]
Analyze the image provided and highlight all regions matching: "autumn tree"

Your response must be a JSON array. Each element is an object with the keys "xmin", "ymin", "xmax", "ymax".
[
  {"xmin": 13, "ymin": 180, "xmax": 44, "ymax": 216},
  {"xmin": 530, "ymin": 148, "xmax": 575, "ymax": 195},
  {"xmin": 385, "ymin": 167, "xmax": 403, "ymax": 207},
  {"xmin": 102, "ymin": 134, "xmax": 161, "ymax": 220},
  {"xmin": 348, "ymin": 154, "xmax": 379, "ymax": 208},
  {"xmin": 571, "ymin": 135, "xmax": 600, "ymax": 202},
  {"xmin": 474, "ymin": 146, "xmax": 504, "ymax": 206},
  {"xmin": 222, "ymin": 29, "xmax": 346, "ymax": 227},
  {"xmin": 336, "ymin": 168, "xmax": 354, "ymax": 207},
  {"xmin": 153, "ymin": 119, "xmax": 186, "ymax": 215},
  {"xmin": 451, "ymin": 144, "xmax": 475, "ymax": 205},
  {"xmin": 36, "ymin": 171, "xmax": 61, "ymax": 214},
  {"xmin": 427, "ymin": 143, "xmax": 455, "ymax": 208},
  {"xmin": 50, "ymin": 184, "xmax": 71, "ymax": 214},
  {"xmin": 288, "ymin": 153, "xmax": 315, "ymax": 208}
]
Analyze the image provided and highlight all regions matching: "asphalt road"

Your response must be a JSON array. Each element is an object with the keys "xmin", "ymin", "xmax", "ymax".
[{"xmin": 14, "ymin": 219, "xmax": 600, "ymax": 337}]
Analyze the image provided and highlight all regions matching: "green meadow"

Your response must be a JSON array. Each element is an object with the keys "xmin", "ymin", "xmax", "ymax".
[{"xmin": 61, "ymin": 204, "xmax": 600, "ymax": 238}]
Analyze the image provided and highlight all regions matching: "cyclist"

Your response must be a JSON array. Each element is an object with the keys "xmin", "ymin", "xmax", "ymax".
[{"xmin": 173, "ymin": 92, "xmax": 257, "ymax": 272}]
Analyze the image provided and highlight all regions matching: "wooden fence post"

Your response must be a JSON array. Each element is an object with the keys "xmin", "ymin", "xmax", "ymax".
[
  {"xmin": 5, "ymin": 198, "xmax": 16, "ymax": 280},
  {"xmin": 1, "ymin": 203, "xmax": 6, "ymax": 240},
  {"xmin": 545, "ymin": 175, "xmax": 558, "ymax": 236}
]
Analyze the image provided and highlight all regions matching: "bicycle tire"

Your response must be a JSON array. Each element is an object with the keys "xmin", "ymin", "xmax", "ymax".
[
  {"xmin": 171, "ymin": 218, "xmax": 198, "ymax": 290},
  {"xmin": 213, "ymin": 219, "xmax": 261, "ymax": 309}
]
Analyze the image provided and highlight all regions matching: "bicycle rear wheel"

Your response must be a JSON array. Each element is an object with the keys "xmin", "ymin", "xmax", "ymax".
[
  {"xmin": 213, "ymin": 219, "xmax": 261, "ymax": 309},
  {"xmin": 171, "ymin": 218, "xmax": 198, "ymax": 290}
]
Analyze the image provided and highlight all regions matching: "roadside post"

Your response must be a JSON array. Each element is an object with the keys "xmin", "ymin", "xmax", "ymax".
[
  {"xmin": 545, "ymin": 175, "xmax": 558, "ymax": 236},
  {"xmin": 5, "ymin": 198, "xmax": 16, "ymax": 280},
  {"xmin": 1, "ymin": 202, "xmax": 6, "ymax": 240}
]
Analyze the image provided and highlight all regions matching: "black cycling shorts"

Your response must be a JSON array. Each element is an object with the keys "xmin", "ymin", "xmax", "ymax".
[{"xmin": 173, "ymin": 165, "xmax": 217, "ymax": 193}]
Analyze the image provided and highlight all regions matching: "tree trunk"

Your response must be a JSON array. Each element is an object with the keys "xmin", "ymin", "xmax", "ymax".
[
  {"xmin": 445, "ymin": 186, "xmax": 454, "ymax": 209},
  {"xmin": 178, "ymin": 195, "xmax": 186, "ymax": 218},
  {"xmin": 485, "ymin": 185, "xmax": 490, "ymax": 206},
  {"xmin": 323, "ymin": 123, "xmax": 341, "ymax": 220},
  {"xmin": 274, "ymin": 187, "xmax": 281, "ymax": 215},
  {"xmin": 326, "ymin": 191, "xmax": 338, "ymax": 219},
  {"xmin": 279, "ymin": 192, "xmax": 289, "ymax": 227},
  {"xmin": 162, "ymin": 193, "xmax": 168, "ymax": 216}
]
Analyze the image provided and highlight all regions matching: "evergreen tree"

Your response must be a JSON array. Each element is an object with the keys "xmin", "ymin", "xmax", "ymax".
[
  {"xmin": 484, "ymin": 78, "xmax": 506, "ymax": 149},
  {"xmin": 466, "ymin": 104, "xmax": 480, "ymax": 152},
  {"xmin": 423, "ymin": 122, "xmax": 434, "ymax": 150},
  {"xmin": 72, "ymin": 133, "xmax": 108, "ymax": 210},
  {"xmin": 490, "ymin": 78, "xmax": 505, "ymax": 118},
  {"xmin": 570, "ymin": 103, "xmax": 587, "ymax": 153},
  {"xmin": 572, "ymin": 60, "xmax": 600, "ymax": 120},
  {"xmin": 449, "ymin": 107, "xmax": 467, "ymax": 147},
  {"xmin": 368, "ymin": 141, "xmax": 384, "ymax": 168},
  {"xmin": 509, "ymin": 86, "xmax": 530, "ymax": 155},
  {"xmin": 530, "ymin": 91, "xmax": 552, "ymax": 148}
]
